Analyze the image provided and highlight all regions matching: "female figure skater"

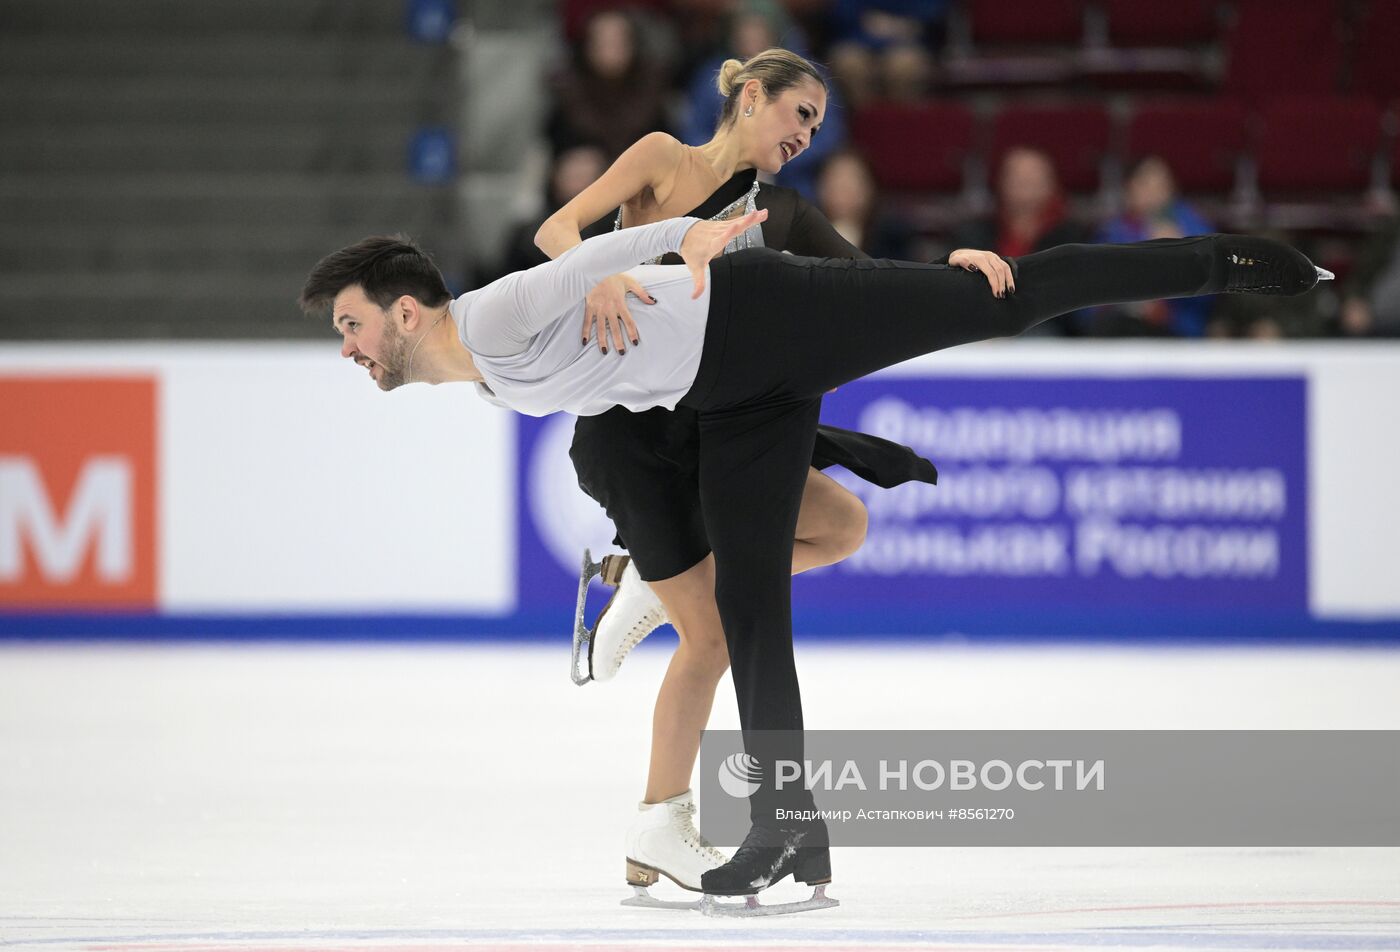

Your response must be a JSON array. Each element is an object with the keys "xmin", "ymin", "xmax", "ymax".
[
  {"xmin": 531, "ymin": 48, "xmax": 1007, "ymax": 903},
  {"xmin": 300, "ymin": 174, "xmax": 1327, "ymax": 914}
]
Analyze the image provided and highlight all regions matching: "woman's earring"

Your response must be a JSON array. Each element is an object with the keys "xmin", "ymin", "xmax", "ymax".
[{"xmin": 744, "ymin": 104, "xmax": 753, "ymax": 117}]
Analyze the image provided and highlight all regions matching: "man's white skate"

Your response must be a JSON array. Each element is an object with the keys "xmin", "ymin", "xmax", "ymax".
[
  {"xmin": 618, "ymin": 790, "xmax": 726, "ymax": 911},
  {"xmin": 570, "ymin": 549, "xmax": 668, "ymax": 685}
]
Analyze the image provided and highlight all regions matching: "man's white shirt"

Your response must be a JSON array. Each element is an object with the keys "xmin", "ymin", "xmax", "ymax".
[{"xmin": 452, "ymin": 217, "xmax": 711, "ymax": 417}]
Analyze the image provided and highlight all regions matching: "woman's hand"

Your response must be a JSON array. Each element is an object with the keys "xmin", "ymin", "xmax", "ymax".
[
  {"xmin": 681, "ymin": 208, "xmax": 769, "ymax": 299},
  {"xmin": 948, "ymin": 248, "xmax": 1016, "ymax": 298},
  {"xmin": 581, "ymin": 273, "xmax": 654, "ymax": 353}
]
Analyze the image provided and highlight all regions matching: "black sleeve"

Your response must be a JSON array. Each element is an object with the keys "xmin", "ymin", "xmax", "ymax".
[
  {"xmin": 788, "ymin": 191, "xmax": 954, "ymax": 265},
  {"xmin": 787, "ymin": 195, "xmax": 871, "ymax": 260}
]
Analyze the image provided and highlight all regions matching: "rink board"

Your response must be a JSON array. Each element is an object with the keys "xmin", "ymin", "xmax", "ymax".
[{"xmin": 1, "ymin": 341, "xmax": 1398, "ymax": 640}]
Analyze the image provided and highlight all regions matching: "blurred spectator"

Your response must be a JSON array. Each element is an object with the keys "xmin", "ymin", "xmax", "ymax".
[
  {"xmin": 679, "ymin": 4, "xmax": 806, "ymax": 146},
  {"xmin": 546, "ymin": 9, "xmax": 671, "ymax": 160},
  {"xmin": 1208, "ymin": 300, "xmax": 1297, "ymax": 340},
  {"xmin": 1336, "ymin": 219, "xmax": 1400, "ymax": 338},
  {"xmin": 560, "ymin": 0, "xmax": 670, "ymax": 44},
  {"xmin": 815, "ymin": 149, "xmax": 915, "ymax": 259},
  {"xmin": 1089, "ymin": 155, "xmax": 1215, "ymax": 337},
  {"xmin": 827, "ymin": 0, "xmax": 951, "ymax": 108},
  {"xmin": 949, "ymin": 147, "xmax": 1090, "ymax": 335},
  {"xmin": 679, "ymin": 11, "xmax": 845, "ymax": 201},
  {"xmin": 485, "ymin": 145, "xmax": 612, "ymax": 284}
]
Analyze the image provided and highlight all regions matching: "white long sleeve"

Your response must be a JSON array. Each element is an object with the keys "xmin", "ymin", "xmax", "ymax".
[{"xmin": 463, "ymin": 216, "xmax": 699, "ymax": 357}]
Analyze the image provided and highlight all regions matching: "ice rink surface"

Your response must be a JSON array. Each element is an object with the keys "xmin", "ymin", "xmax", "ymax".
[{"xmin": 2, "ymin": 640, "xmax": 1397, "ymax": 952}]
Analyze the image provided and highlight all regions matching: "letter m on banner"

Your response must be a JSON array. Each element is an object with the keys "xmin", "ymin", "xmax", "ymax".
[{"xmin": 0, "ymin": 378, "xmax": 157, "ymax": 609}]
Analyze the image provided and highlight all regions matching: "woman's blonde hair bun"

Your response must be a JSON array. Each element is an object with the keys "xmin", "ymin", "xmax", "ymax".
[{"xmin": 716, "ymin": 58, "xmax": 746, "ymax": 96}]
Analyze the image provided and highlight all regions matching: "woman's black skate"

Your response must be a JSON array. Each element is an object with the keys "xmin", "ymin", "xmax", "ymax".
[
  {"xmin": 697, "ymin": 819, "xmax": 838, "ymax": 917},
  {"xmin": 1215, "ymin": 235, "xmax": 1333, "ymax": 295}
]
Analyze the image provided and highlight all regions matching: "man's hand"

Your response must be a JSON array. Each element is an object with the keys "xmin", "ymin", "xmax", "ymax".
[
  {"xmin": 681, "ymin": 208, "xmax": 769, "ymax": 299},
  {"xmin": 949, "ymin": 248, "xmax": 1016, "ymax": 298},
  {"xmin": 581, "ymin": 273, "xmax": 653, "ymax": 353}
]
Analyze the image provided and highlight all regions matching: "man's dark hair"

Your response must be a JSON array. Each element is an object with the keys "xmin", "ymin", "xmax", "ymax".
[{"xmin": 299, "ymin": 234, "xmax": 451, "ymax": 315}]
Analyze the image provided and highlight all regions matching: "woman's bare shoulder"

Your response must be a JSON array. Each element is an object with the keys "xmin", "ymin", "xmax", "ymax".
[
  {"xmin": 624, "ymin": 131, "xmax": 685, "ymax": 165},
  {"xmin": 622, "ymin": 133, "xmax": 689, "ymax": 209}
]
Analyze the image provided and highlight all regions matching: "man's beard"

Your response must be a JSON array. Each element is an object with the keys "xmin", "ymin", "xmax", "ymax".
[{"xmin": 374, "ymin": 319, "xmax": 412, "ymax": 391}]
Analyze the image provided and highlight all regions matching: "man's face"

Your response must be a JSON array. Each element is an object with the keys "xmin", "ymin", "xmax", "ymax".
[{"xmin": 332, "ymin": 286, "xmax": 411, "ymax": 392}]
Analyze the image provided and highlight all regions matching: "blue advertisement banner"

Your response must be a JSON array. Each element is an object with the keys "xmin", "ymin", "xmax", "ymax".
[
  {"xmin": 515, "ymin": 375, "xmax": 1310, "ymax": 639},
  {"xmin": 815, "ymin": 376, "xmax": 1308, "ymax": 616}
]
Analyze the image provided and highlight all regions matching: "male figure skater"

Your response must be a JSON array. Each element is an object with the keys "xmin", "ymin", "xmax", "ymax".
[{"xmin": 300, "ymin": 209, "xmax": 1329, "ymax": 911}]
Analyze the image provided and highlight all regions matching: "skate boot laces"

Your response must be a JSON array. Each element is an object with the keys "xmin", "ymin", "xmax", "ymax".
[
  {"xmin": 611, "ymin": 603, "xmax": 667, "ymax": 665},
  {"xmin": 1225, "ymin": 250, "xmax": 1286, "ymax": 293},
  {"xmin": 673, "ymin": 798, "xmax": 728, "ymax": 866},
  {"xmin": 1221, "ymin": 238, "xmax": 1326, "ymax": 295}
]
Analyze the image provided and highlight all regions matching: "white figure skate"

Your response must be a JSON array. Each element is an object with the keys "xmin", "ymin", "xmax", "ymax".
[
  {"xmin": 570, "ymin": 550, "xmax": 668, "ymax": 685},
  {"xmin": 620, "ymin": 790, "xmax": 728, "ymax": 910}
]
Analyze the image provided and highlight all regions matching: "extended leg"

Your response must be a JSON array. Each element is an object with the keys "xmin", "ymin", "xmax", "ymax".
[{"xmin": 697, "ymin": 236, "xmax": 1323, "ymax": 407}]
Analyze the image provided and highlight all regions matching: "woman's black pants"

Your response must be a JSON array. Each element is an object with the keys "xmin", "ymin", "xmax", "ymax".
[{"xmin": 676, "ymin": 236, "xmax": 1227, "ymax": 823}]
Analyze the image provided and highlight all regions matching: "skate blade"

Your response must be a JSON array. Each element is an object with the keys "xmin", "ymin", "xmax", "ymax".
[
  {"xmin": 621, "ymin": 885, "xmax": 702, "ymax": 911},
  {"xmin": 570, "ymin": 548, "xmax": 606, "ymax": 686},
  {"xmin": 699, "ymin": 884, "xmax": 839, "ymax": 918}
]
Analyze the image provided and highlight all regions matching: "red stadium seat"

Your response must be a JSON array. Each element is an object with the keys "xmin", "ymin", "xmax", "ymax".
[
  {"xmin": 1255, "ymin": 97, "xmax": 1382, "ymax": 193},
  {"xmin": 989, "ymin": 102, "xmax": 1111, "ymax": 193},
  {"xmin": 1126, "ymin": 100, "xmax": 1247, "ymax": 194},
  {"xmin": 1351, "ymin": 3, "xmax": 1400, "ymax": 100},
  {"xmin": 967, "ymin": 0, "xmax": 1085, "ymax": 47},
  {"xmin": 850, "ymin": 101, "xmax": 976, "ymax": 193},
  {"xmin": 1102, "ymin": 0, "xmax": 1220, "ymax": 47},
  {"xmin": 1222, "ymin": 0, "xmax": 1343, "ymax": 100}
]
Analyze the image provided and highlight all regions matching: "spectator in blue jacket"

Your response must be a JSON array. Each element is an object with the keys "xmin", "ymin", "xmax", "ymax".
[
  {"xmin": 827, "ymin": 0, "xmax": 951, "ymax": 107},
  {"xmin": 1092, "ymin": 155, "xmax": 1215, "ymax": 337}
]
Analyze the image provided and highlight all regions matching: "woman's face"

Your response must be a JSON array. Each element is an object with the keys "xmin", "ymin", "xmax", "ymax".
[
  {"xmin": 998, "ymin": 149, "xmax": 1057, "ymax": 216},
  {"xmin": 585, "ymin": 12, "xmax": 634, "ymax": 80},
  {"xmin": 552, "ymin": 146, "xmax": 607, "ymax": 205},
  {"xmin": 741, "ymin": 78, "xmax": 827, "ymax": 174},
  {"xmin": 818, "ymin": 154, "xmax": 874, "ymax": 221},
  {"xmin": 1125, "ymin": 157, "xmax": 1175, "ymax": 219},
  {"xmin": 731, "ymin": 13, "xmax": 776, "ymax": 59}
]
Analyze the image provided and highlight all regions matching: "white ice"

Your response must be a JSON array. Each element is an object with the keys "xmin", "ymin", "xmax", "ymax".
[{"xmin": 1, "ymin": 641, "xmax": 1397, "ymax": 951}]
